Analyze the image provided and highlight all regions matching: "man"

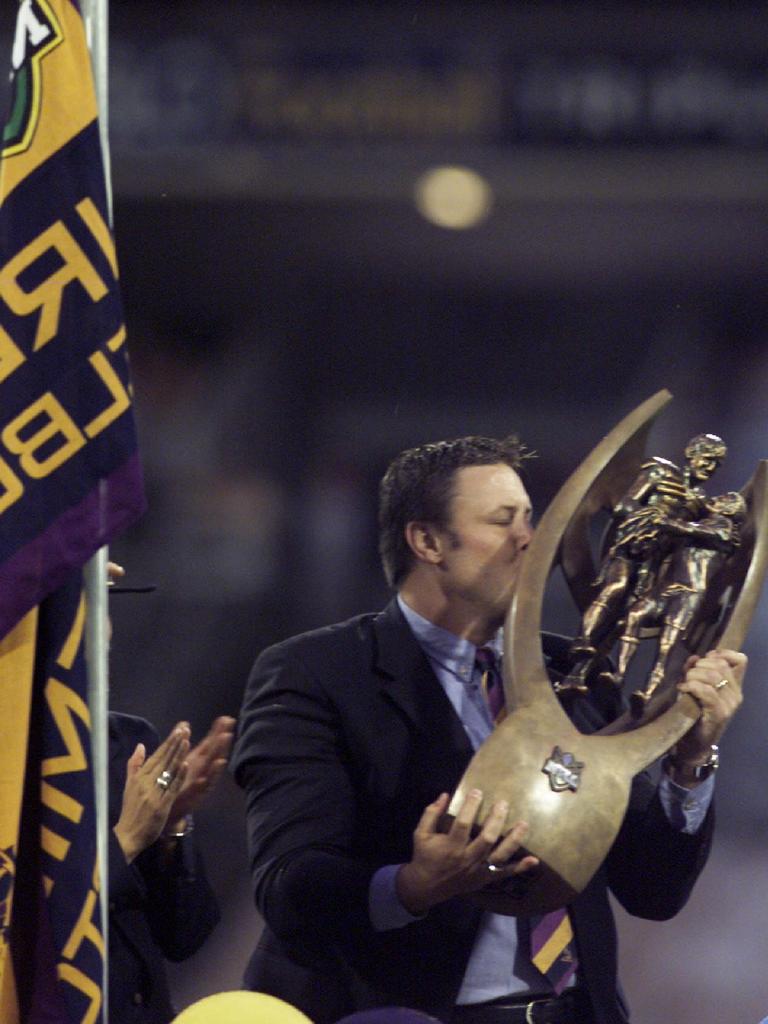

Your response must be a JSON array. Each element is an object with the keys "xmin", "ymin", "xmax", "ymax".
[
  {"xmin": 231, "ymin": 436, "xmax": 744, "ymax": 1024},
  {"xmin": 107, "ymin": 564, "xmax": 236, "ymax": 1023}
]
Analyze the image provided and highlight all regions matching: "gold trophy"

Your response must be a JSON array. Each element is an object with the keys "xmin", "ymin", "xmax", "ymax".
[{"xmin": 447, "ymin": 390, "xmax": 768, "ymax": 914}]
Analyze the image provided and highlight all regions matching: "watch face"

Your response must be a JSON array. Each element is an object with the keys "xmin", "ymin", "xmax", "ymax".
[{"xmin": 694, "ymin": 747, "xmax": 720, "ymax": 778}]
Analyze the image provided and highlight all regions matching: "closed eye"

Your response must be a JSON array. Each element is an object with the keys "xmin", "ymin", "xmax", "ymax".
[{"xmin": 488, "ymin": 505, "xmax": 533, "ymax": 526}]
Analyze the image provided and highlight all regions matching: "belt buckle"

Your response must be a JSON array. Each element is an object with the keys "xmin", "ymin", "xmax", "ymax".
[{"xmin": 524, "ymin": 996, "xmax": 550, "ymax": 1024}]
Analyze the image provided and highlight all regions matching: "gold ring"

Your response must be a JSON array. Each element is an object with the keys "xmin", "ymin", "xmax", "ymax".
[{"xmin": 714, "ymin": 678, "xmax": 728, "ymax": 690}]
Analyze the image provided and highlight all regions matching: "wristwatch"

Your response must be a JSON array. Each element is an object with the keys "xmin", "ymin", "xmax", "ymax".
[{"xmin": 667, "ymin": 744, "xmax": 720, "ymax": 781}]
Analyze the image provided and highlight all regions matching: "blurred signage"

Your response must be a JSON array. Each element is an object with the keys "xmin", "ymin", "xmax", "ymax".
[{"xmin": 102, "ymin": 32, "xmax": 768, "ymax": 150}]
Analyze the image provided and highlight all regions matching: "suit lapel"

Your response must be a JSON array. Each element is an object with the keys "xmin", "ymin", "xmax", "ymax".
[{"xmin": 372, "ymin": 599, "xmax": 473, "ymax": 764}]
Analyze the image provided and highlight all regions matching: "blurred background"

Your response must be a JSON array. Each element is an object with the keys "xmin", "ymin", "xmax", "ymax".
[{"xmin": 5, "ymin": 1, "xmax": 768, "ymax": 1020}]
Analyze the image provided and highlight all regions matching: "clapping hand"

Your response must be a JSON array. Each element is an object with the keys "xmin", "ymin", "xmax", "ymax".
[{"xmin": 165, "ymin": 715, "xmax": 236, "ymax": 830}]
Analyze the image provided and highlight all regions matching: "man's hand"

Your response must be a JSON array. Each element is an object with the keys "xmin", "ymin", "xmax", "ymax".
[
  {"xmin": 113, "ymin": 722, "xmax": 191, "ymax": 863},
  {"xmin": 165, "ymin": 716, "xmax": 236, "ymax": 831},
  {"xmin": 395, "ymin": 789, "xmax": 539, "ymax": 916},
  {"xmin": 669, "ymin": 648, "xmax": 746, "ymax": 787}
]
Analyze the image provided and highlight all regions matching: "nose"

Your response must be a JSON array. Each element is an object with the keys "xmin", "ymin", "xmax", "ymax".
[{"xmin": 517, "ymin": 519, "xmax": 535, "ymax": 550}]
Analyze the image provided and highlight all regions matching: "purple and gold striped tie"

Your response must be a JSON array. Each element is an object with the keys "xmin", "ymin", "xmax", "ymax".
[
  {"xmin": 530, "ymin": 908, "xmax": 578, "ymax": 993},
  {"xmin": 475, "ymin": 645, "xmax": 579, "ymax": 994}
]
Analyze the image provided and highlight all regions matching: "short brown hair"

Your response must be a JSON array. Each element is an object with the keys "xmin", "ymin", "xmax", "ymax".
[{"xmin": 378, "ymin": 435, "xmax": 531, "ymax": 588}]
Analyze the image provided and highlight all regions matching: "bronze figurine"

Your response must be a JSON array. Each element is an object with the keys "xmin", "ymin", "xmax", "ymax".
[
  {"xmin": 561, "ymin": 433, "xmax": 727, "ymax": 696},
  {"xmin": 608, "ymin": 491, "xmax": 746, "ymax": 707}
]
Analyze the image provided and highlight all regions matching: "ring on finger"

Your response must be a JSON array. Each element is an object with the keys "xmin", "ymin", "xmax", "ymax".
[
  {"xmin": 714, "ymin": 678, "xmax": 728, "ymax": 691},
  {"xmin": 155, "ymin": 769, "xmax": 173, "ymax": 791},
  {"xmin": 485, "ymin": 862, "xmax": 501, "ymax": 874}
]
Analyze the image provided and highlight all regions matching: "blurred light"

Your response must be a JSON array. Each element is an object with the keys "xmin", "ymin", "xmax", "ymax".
[{"xmin": 414, "ymin": 165, "xmax": 493, "ymax": 229}]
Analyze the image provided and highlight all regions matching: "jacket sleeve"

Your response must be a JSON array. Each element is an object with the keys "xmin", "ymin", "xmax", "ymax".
[
  {"xmin": 605, "ymin": 766, "xmax": 714, "ymax": 920},
  {"xmin": 139, "ymin": 833, "xmax": 221, "ymax": 961},
  {"xmin": 231, "ymin": 641, "xmax": 378, "ymax": 953}
]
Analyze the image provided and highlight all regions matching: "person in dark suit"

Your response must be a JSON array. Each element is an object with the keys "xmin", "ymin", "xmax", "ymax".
[
  {"xmin": 230, "ymin": 436, "xmax": 745, "ymax": 1024},
  {"xmin": 108, "ymin": 614, "xmax": 235, "ymax": 1022}
]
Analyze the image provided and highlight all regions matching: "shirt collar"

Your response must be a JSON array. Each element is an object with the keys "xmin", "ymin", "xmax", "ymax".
[{"xmin": 397, "ymin": 594, "xmax": 503, "ymax": 682}]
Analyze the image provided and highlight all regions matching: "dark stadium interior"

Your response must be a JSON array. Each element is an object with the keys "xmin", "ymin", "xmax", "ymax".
[{"xmin": 3, "ymin": 3, "xmax": 767, "ymax": 1020}]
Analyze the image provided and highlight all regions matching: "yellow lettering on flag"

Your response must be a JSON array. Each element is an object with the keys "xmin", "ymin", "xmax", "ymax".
[
  {"xmin": 40, "ymin": 824, "xmax": 70, "ymax": 862},
  {"xmin": 0, "ymin": 220, "xmax": 108, "ymax": 351},
  {"xmin": 59, "ymin": 860, "xmax": 103, "ymax": 1021},
  {"xmin": 0, "ymin": 326, "xmax": 24, "ymax": 385},
  {"xmin": 57, "ymin": 963, "xmax": 101, "ymax": 1024},
  {"xmin": 2, "ymin": 393, "xmax": 86, "ymax": 480},
  {"xmin": 84, "ymin": 350, "xmax": 131, "ymax": 439},
  {"xmin": 76, "ymin": 197, "xmax": 119, "ymax": 279},
  {"xmin": 0, "ymin": 457, "xmax": 24, "ymax": 515},
  {"xmin": 41, "ymin": 780, "xmax": 84, "ymax": 824},
  {"xmin": 56, "ymin": 590, "xmax": 85, "ymax": 671},
  {"xmin": 41, "ymin": 678, "xmax": 90, "ymax": 778}
]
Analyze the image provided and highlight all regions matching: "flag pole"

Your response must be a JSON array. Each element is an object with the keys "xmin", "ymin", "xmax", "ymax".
[
  {"xmin": 83, "ymin": 0, "xmax": 112, "ymax": 219},
  {"xmin": 81, "ymin": 0, "xmax": 111, "ymax": 1011}
]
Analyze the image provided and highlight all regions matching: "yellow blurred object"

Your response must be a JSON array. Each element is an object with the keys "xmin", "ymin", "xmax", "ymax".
[{"xmin": 173, "ymin": 991, "xmax": 314, "ymax": 1023}]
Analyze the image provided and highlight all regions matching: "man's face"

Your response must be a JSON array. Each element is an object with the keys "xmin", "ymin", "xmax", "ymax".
[
  {"xmin": 688, "ymin": 450, "xmax": 722, "ymax": 481},
  {"xmin": 435, "ymin": 463, "xmax": 534, "ymax": 627}
]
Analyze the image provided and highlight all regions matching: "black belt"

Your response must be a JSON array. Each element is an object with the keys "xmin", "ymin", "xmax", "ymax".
[{"xmin": 442, "ymin": 988, "xmax": 592, "ymax": 1024}]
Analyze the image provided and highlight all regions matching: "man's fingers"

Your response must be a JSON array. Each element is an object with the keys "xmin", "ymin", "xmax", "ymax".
[
  {"xmin": 688, "ymin": 649, "xmax": 746, "ymax": 683},
  {"xmin": 450, "ymin": 788, "xmax": 484, "ymax": 839},
  {"xmin": 679, "ymin": 678, "xmax": 741, "ymax": 722},
  {"xmin": 509, "ymin": 854, "xmax": 540, "ymax": 876},
  {"xmin": 680, "ymin": 655, "xmax": 731, "ymax": 692},
  {"xmin": 414, "ymin": 792, "xmax": 450, "ymax": 837},
  {"xmin": 468, "ymin": 798, "xmax": 509, "ymax": 853},
  {"xmin": 481, "ymin": 819, "xmax": 533, "ymax": 873},
  {"xmin": 489, "ymin": 819, "xmax": 529, "ymax": 861},
  {"xmin": 679, "ymin": 651, "xmax": 746, "ymax": 710},
  {"xmin": 678, "ymin": 650, "xmax": 745, "ymax": 738},
  {"xmin": 710, "ymin": 649, "xmax": 748, "ymax": 684}
]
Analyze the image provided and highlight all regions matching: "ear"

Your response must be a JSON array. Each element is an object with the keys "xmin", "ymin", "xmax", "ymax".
[{"xmin": 405, "ymin": 521, "xmax": 445, "ymax": 566}]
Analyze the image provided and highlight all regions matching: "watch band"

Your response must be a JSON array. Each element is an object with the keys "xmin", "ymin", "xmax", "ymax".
[{"xmin": 667, "ymin": 743, "xmax": 720, "ymax": 781}]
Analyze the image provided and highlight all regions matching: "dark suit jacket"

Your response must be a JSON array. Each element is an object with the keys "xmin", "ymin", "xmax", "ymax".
[
  {"xmin": 108, "ymin": 713, "xmax": 220, "ymax": 1024},
  {"xmin": 231, "ymin": 600, "xmax": 713, "ymax": 1024}
]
